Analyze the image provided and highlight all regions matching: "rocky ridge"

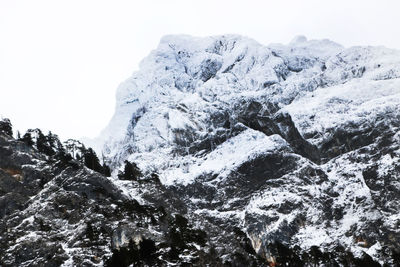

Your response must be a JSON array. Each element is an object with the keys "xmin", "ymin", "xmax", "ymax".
[
  {"xmin": 94, "ymin": 35, "xmax": 400, "ymax": 265},
  {"xmin": 1, "ymin": 34, "xmax": 400, "ymax": 266}
]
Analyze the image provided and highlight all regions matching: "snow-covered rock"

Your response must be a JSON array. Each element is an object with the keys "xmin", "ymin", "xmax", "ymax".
[
  {"xmin": 91, "ymin": 34, "xmax": 400, "ymax": 265},
  {"xmin": 2, "ymin": 34, "xmax": 400, "ymax": 266}
]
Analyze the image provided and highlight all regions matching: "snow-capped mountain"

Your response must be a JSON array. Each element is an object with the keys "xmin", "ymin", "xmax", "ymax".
[
  {"xmin": 1, "ymin": 34, "xmax": 400, "ymax": 266},
  {"xmin": 94, "ymin": 34, "xmax": 400, "ymax": 264}
]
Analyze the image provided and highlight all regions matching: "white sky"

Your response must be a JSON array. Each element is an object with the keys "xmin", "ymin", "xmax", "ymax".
[{"xmin": 1, "ymin": 0, "xmax": 400, "ymax": 140}]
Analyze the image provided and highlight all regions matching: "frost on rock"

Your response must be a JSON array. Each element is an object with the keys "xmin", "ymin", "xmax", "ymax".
[
  {"xmin": 160, "ymin": 129, "xmax": 290, "ymax": 186},
  {"xmin": 88, "ymin": 34, "xmax": 400, "ymax": 264}
]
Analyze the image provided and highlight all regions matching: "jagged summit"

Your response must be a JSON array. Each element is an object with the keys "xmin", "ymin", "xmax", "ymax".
[
  {"xmin": 94, "ymin": 34, "xmax": 398, "ymax": 170},
  {"xmin": 95, "ymin": 34, "xmax": 340, "ymax": 160},
  {"xmin": 290, "ymin": 35, "xmax": 308, "ymax": 44},
  {"xmin": 1, "ymin": 34, "xmax": 400, "ymax": 265},
  {"xmin": 85, "ymin": 34, "xmax": 400, "ymax": 264}
]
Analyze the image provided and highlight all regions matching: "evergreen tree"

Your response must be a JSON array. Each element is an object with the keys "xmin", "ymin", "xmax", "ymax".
[
  {"xmin": 21, "ymin": 132, "xmax": 34, "ymax": 146},
  {"xmin": 102, "ymin": 163, "xmax": 111, "ymax": 177},
  {"xmin": 119, "ymin": 160, "xmax": 142, "ymax": 180},
  {"xmin": 36, "ymin": 129, "xmax": 54, "ymax": 156},
  {"xmin": 46, "ymin": 131, "xmax": 63, "ymax": 152},
  {"xmin": 0, "ymin": 118, "xmax": 13, "ymax": 136},
  {"xmin": 83, "ymin": 148, "xmax": 103, "ymax": 173},
  {"xmin": 55, "ymin": 149, "xmax": 75, "ymax": 167}
]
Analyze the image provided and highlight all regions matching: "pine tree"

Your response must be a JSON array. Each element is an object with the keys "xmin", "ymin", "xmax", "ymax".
[
  {"xmin": 102, "ymin": 163, "xmax": 111, "ymax": 177},
  {"xmin": 119, "ymin": 160, "xmax": 142, "ymax": 180},
  {"xmin": 47, "ymin": 131, "xmax": 63, "ymax": 152},
  {"xmin": 36, "ymin": 129, "xmax": 54, "ymax": 156},
  {"xmin": 21, "ymin": 132, "xmax": 34, "ymax": 146},
  {"xmin": 0, "ymin": 118, "xmax": 13, "ymax": 136},
  {"xmin": 83, "ymin": 148, "xmax": 103, "ymax": 173}
]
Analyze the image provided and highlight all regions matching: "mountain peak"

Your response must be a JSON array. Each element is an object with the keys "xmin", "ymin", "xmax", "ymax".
[
  {"xmin": 86, "ymin": 34, "xmax": 400, "ymax": 264},
  {"xmin": 290, "ymin": 35, "xmax": 308, "ymax": 44},
  {"xmin": 3, "ymin": 34, "xmax": 400, "ymax": 265}
]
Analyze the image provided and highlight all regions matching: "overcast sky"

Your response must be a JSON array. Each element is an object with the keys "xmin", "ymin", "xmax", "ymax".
[{"xmin": 1, "ymin": 0, "xmax": 400, "ymax": 140}]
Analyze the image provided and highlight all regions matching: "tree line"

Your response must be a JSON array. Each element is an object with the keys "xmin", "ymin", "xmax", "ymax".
[
  {"xmin": 0, "ymin": 118, "xmax": 111, "ymax": 176},
  {"xmin": 1, "ymin": 118, "xmax": 156, "ymax": 182}
]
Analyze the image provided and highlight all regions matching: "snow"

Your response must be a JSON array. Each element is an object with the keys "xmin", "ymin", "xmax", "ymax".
[
  {"xmin": 295, "ymin": 226, "xmax": 332, "ymax": 248},
  {"xmin": 83, "ymin": 34, "xmax": 400, "ymax": 261},
  {"xmin": 366, "ymin": 242, "xmax": 383, "ymax": 264},
  {"xmin": 194, "ymin": 208, "xmax": 244, "ymax": 221},
  {"xmin": 167, "ymin": 109, "xmax": 196, "ymax": 130},
  {"xmin": 16, "ymin": 215, "xmax": 35, "ymax": 228},
  {"xmin": 87, "ymin": 34, "xmax": 400, "ymax": 171},
  {"xmin": 290, "ymin": 35, "xmax": 308, "ymax": 44},
  {"xmin": 90, "ymin": 34, "xmax": 345, "ymax": 161},
  {"xmin": 284, "ymin": 78, "xmax": 400, "ymax": 146},
  {"xmin": 15, "ymin": 231, "xmax": 40, "ymax": 243},
  {"xmin": 160, "ymin": 129, "xmax": 289, "ymax": 185},
  {"xmin": 107, "ymin": 176, "xmax": 145, "ymax": 204}
]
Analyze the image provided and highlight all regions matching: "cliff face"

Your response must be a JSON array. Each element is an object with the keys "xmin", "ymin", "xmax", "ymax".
[
  {"xmin": 0, "ymin": 132, "xmax": 263, "ymax": 266},
  {"xmin": 1, "ymin": 34, "xmax": 400, "ymax": 266},
  {"xmin": 2, "ymin": 129, "xmax": 398, "ymax": 267},
  {"xmin": 94, "ymin": 35, "xmax": 400, "ymax": 264}
]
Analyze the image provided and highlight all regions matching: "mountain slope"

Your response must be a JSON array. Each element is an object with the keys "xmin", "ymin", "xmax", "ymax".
[
  {"xmin": 93, "ymin": 34, "xmax": 400, "ymax": 265},
  {"xmin": 0, "ymin": 129, "xmax": 267, "ymax": 266},
  {"xmin": 1, "ymin": 34, "xmax": 400, "ymax": 266}
]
